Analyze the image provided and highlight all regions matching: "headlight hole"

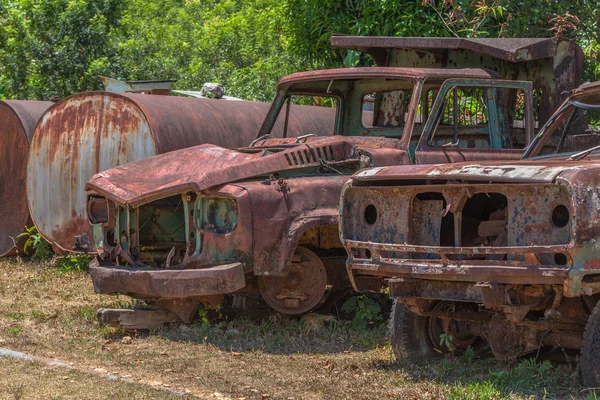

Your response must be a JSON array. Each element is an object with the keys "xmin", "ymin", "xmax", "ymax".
[
  {"xmin": 554, "ymin": 253, "xmax": 567, "ymax": 266},
  {"xmin": 364, "ymin": 205, "xmax": 377, "ymax": 225},
  {"xmin": 551, "ymin": 205, "xmax": 569, "ymax": 228}
]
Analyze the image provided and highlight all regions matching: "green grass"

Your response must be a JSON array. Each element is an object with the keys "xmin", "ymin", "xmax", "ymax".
[{"xmin": 159, "ymin": 315, "xmax": 387, "ymax": 354}]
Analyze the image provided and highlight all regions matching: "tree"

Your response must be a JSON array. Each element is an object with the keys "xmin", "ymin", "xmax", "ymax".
[{"xmin": 0, "ymin": 0, "xmax": 125, "ymax": 100}]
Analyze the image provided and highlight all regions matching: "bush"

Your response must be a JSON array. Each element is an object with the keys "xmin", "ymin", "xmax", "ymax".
[{"xmin": 341, "ymin": 295, "xmax": 382, "ymax": 329}]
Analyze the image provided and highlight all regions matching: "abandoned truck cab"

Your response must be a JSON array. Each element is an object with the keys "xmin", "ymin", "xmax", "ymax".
[
  {"xmin": 85, "ymin": 66, "xmax": 534, "ymax": 323},
  {"xmin": 340, "ymin": 81, "xmax": 600, "ymax": 385}
]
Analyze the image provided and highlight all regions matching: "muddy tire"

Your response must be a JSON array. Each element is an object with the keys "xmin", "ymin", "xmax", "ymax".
[
  {"xmin": 390, "ymin": 301, "xmax": 440, "ymax": 361},
  {"xmin": 580, "ymin": 300, "xmax": 600, "ymax": 387}
]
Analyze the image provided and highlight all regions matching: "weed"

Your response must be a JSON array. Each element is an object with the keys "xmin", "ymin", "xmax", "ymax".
[
  {"xmin": 7, "ymin": 312, "xmax": 25, "ymax": 321},
  {"xmin": 52, "ymin": 254, "xmax": 91, "ymax": 275},
  {"xmin": 440, "ymin": 333, "xmax": 455, "ymax": 352},
  {"xmin": 341, "ymin": 295, "xmax": 382, "ymax": 329},
  {"xmin": 11, "ymin": 383, "xmax": 25, "ymax": 400},
  {"xmin": 582, "ymin": 388, "xmax": 599, "ymax": 400},
  {"xmin": 197, "ymin": 303, "xmax": 222, "ymax": 325},
  {"xmin": 77, "ymin": 306, "xmax": 96, "ymax": 323},
  {"xmin": 464, "ymin": 346, "xmax": 476, "ymax": 364},
  {"xmin": 7, "ymin": 326, "xmax": 23, "ymax": 336},
  {"xmin": 30, "ymin": 310, "xmax": 47, "ymax": 320},
  {"xmin": 448, "ymin": 380, "xmax": 501, "ymax": 400},
  {"xmin": 489, "ymin": 358, "xmax": 553, "ymax": 391},
  {"xmin": 16, "ymin": 226, "xmax": 53, "ymax": 260}
]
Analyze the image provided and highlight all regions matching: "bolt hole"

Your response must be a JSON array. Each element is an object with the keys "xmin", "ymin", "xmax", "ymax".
[
  {"xmin": 364, "ymin": 205, "xmax": 377, "ymax": 225},
  {"xmin": 554, "ymin": 253, "xmax": 567, "ymax": 266},
  {"xmin": 551, "ymin": 205, "xmax": 569, "ymax": 228}
]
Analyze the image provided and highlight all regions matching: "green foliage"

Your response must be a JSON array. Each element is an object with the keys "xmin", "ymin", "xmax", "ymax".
[
  {"xmin": 341, "ymin": 295, "xmax": 382, "ymax": 329},
  {"xmin": 52, "ymin": 254, "xmax": 91, "ymax": 275},
  {"xmin": 16, "ymin": 226, "xmax": 53, "ymax": 261},
  {"xmin": 440, "ymin": 356, "xmax": 563, "ymax": 399},
  {"xmin": 448, "ymin": 380, "xmax": 501, "ymax": 400},
  {"xmin": 440, "ymin": 332, "xmax": 455, "ymax": 352},
  {"xmin": 0, "ymin": 0, "xmax": 125, "ymax": 99},
  {"xmin": 7, "ymin": 312, "xmax": 25, "ymax": 321},
  {"xmin": 30, "ymin": 310, "xmax": 49, "ymax": 321},
  {"xmin": 7, "ymin": 326, "xmax": 22, "ymax": 336},
  {"xmin": 488, "ymin": 358, "xmax": 553, "ymax": 391},
  {"xmin": 1, "ymin": 1, "xmax": 599, "ymax": 100},
  {"xmin": 77, "ymin": 306, "xmax": 97, "ymax": 322},
  {"xmin": 197, "ymin": 303, "xmax": 222, "ymax": 325}
]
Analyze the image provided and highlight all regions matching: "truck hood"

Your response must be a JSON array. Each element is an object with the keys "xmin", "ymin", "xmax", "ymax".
[
  {"xmin": 86, "ymin": 136, "xmax": 402, "ymax": 207},
  {"xmin": 352, "ymin": 158, "xmax": 600, "ymax": 184}
]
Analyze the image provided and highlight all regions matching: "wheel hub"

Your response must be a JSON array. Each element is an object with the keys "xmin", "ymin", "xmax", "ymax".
[{"xmin": 258, "ymin": 247, "xmax": 327, "ymax": 314}]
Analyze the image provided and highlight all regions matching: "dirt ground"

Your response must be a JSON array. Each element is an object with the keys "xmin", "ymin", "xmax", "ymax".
[{"xmin": 0, "ymin": 258, "xmax": 589, "ymax": 399}]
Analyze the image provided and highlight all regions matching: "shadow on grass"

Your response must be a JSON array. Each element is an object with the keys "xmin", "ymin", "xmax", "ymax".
[
  {"xmin": 374, "ymin": 350, "xmax": 589, "ymax": 399},
  {"xmin": 157, "ymin": 314, "xmax": 388, "ymax": 355}
]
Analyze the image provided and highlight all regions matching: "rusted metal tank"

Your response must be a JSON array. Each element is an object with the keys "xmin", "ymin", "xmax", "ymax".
[
  {"xmin": 27, "ymin": 92, "xmax": 335, "ymax": 252},
  {"xmin": 0, "ymin": 100, "xmax": 53, "ymax": 256}
]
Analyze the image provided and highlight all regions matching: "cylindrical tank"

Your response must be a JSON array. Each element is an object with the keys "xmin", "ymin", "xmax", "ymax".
[
  {"xmin": 27, "ymin": 92, "xmax": 335, "ymax": 253},
  {"xmin": 0, "ymin": 100, "xmax": 53, "ymax": 256}
]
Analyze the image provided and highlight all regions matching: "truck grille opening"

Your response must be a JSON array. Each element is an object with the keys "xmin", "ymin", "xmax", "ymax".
[
  {"xmin": 411, "ymin": 192, "xmax": 508, "ymax": 260},
  {"xmin": 136, "ymin": 195, "xmax": 186, "ymax": 266}
]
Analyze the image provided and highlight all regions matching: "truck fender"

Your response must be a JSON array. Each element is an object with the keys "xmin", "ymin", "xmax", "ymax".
[{"xmin": 254, "ymin": 210, "xmax": 338, "ymax": 277}]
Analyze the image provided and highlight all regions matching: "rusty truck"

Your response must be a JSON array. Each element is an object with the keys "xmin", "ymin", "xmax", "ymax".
[
  {"xmin": 83, "ymin": 38, "xmax": 581, "ymax": 327},
  {"xmin": 339, "ymin": 81, "xmax": 600, "ymax": 386}
]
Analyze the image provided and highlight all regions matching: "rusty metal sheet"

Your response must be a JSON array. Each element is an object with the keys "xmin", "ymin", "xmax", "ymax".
[
  {"xmin": 0, "ymin": 100, "xmax": 53, "ymax": 256},
  {"xmin": 278, "ymin": 67, "xmax": 496, "ymax": 88},
  {"xmin": 330, "ymin": 36, "xmax": 571, "ymax": 62},
  {"xmin": 89, "ymin": 258, "xmax": 245, "ymax": 299},
  {"xmin": 86, "ymin": 136, "xmax": 404, "ymax": 207},
  {"xmin": 331, "ymin": 36, "xmax": 584, "ymax": 126},
  {"xmin": 351, "ymin": 161, "xmax": 595, "ymax": 184},
  {"xmin": 27, "ymin": 92, "xmax": 335, "ymax": 252}
]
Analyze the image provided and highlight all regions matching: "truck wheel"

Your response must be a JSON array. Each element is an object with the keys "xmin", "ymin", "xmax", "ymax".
[
  {"xmin": 390, "ymin": 301, "xmax": 440, "ymax": 361},
  {"xmin": 258, "ymin": 246, "xmax": 327, "ymax": 315},
  {"xmin": 390, "ymin": 300, "xmax": 479, "ymax": 361},
  {"xmin": 581, "ymin": 300, "xmax": 600, "ymax": 387}
]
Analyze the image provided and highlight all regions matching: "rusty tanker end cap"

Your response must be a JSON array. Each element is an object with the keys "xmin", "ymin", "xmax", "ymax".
[{"xmin": 0, "ymin": 100, "xmax": 53, "ymax": 256}]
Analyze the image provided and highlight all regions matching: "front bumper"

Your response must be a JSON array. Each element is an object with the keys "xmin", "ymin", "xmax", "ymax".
[
  {"xmin": 89, "ymin": 258, "xmax": 245, "ymax": 299},
  {"xmin": 344, "ymin": 239, "xmax": 571, "ymax": 290}
]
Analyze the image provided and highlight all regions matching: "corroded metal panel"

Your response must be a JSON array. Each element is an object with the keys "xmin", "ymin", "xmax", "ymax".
[
  {"xmin": 331, "ymin": 36, "xmax": 584, "ymax": 126},
  {"xmin": 0, "ymin": 100, "xmax": 53, "ymax": 256},
  {"xmin": 27, "ymin": 92, "xmax": 335, "ymax": 252}
]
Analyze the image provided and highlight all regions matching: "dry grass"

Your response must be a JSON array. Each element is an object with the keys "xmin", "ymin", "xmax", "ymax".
[
  {"xmin": 0, "ymin": 258, "xmax": 589, "ymax": 399},
  {"xmin": 0, "ymin": 357, "xmax": 190, "ymax": 399}
]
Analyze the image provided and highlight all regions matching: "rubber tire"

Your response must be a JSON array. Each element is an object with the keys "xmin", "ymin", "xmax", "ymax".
[
  {"xmin": 390, "ymin": 301, "xmax": 440, "ymax": 362},
  {"xmin": 581, "ymin": 300, "xmax": 600, "ymax": 387}
]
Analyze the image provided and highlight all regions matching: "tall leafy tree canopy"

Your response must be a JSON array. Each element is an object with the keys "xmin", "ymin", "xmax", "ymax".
[{"xmin": 0, "ymin": 0, "xmax": 598, "ymax": 101}]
